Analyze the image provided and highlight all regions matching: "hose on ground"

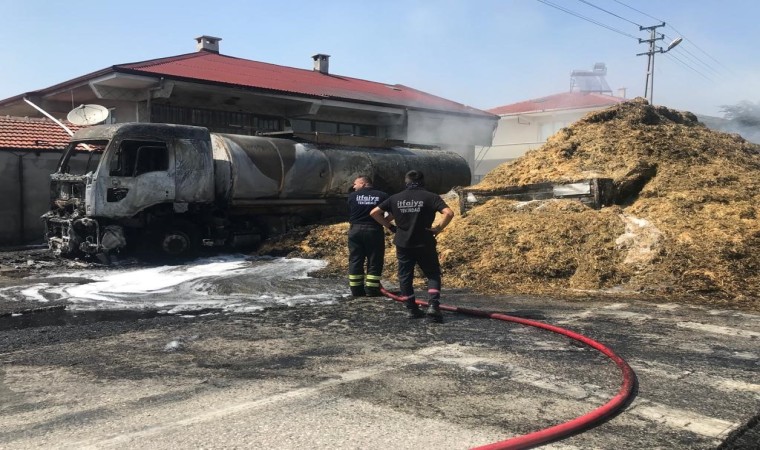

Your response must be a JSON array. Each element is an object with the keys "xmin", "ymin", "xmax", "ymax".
[{"xmin": 379, "ymin": 287, "xmax": 637, "ymax": 450}]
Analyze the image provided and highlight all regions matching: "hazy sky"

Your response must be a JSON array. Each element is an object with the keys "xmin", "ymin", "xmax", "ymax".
[{"xmin": 2, "ymin": 0, "xmax": 758, "ymax": 117}]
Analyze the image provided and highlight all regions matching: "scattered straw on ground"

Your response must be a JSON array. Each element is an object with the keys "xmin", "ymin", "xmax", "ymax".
[{"xmin": 258, "ymin": 98, "xmax": 760, "ymax": 310}]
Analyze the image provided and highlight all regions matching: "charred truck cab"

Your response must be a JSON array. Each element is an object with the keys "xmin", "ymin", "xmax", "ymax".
[{"xmin": 44, "ymin": 123, "xmax": 471, "ymax": 259}]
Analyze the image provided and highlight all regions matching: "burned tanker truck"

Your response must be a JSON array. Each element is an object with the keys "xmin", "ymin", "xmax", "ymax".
[{"xmin": 43, "ymin": 123, "xmax": 471, "ymax": 258}]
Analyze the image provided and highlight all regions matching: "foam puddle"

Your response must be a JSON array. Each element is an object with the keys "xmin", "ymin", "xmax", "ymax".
[{"xmin": 0, "ymin": 255, "xmax": 346, "ymax": 315}]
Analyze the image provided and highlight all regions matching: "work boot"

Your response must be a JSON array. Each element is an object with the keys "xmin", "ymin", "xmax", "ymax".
[
  {"xmin": 405, "ymin": 296, "xmax": 425, "ymax": 319},
  {"xmin": 426, "ymin": 300, "xmax": 443, "ymax": 323},
  {"xmin": 407, "ymin": 307, "xmax": 425, "ymax": 319},
  {"xmin": 365, "ymin": 287, "xmax": 382, "ymax": 297},
  {"xmin": 350, "ymin": 286, "xmax": 366, "ymax": 298}
]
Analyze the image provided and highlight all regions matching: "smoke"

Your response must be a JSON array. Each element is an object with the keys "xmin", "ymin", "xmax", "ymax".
[
  {"xmin": 713, "ymin": 122, "xmax": 760, "ymax": 145},
  {"xmin": 402, "ymin": 109, "xmax": 498, "ymax": 172},
  {"xmin": 699, "ymin": 100, "xmax": 760, "ymax": 144},
  {"xmin": 405, "ymin": 110, "xmax": 496, "ymax": 148}
]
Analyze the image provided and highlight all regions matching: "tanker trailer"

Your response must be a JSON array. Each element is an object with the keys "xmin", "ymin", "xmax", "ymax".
[{"xmin": 43, "ymin": 123, "xmax": 471, "ymax": 258}]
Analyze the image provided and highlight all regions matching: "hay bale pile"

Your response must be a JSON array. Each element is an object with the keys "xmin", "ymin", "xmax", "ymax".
[{"xmin": 259, "ymin": 98, "xmax": 760, "ymax": 309}]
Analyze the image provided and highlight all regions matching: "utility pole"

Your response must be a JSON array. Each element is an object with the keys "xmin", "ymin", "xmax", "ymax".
[
  {"xmin": 637, "ymin": 23, "xmax": 665, "ymax": 104},
  {"xmin": 637, "ymin": 23, "xmax": 683, "ymax": 104}
]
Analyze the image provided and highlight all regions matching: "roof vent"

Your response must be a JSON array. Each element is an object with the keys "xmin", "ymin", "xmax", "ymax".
[
  {"xmin": 195, "ymin": 35, "xmax": 222, "ymax": 53},
  {"xmin": 312, "ymin": 54, "xmax": 330, "ymax": 74}
]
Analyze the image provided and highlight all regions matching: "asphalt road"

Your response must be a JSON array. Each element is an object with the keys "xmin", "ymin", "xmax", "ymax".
[{"xmin": 0, "ymin": 253, "xmax": 758, "ymax": 449}]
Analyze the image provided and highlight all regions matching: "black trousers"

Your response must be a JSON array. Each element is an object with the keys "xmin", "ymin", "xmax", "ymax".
[
  {"xmin": 396, "ymin": 245, "xmax": 441, "ymax": 300},
  {"xmin": 348, "ymin": 224, "xmax": 385, "ymax": 295}
]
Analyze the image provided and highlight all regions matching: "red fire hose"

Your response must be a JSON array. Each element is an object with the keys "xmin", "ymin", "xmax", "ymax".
[{"xmin": 379, "ymin": 287, "xmax": 637, "ymax": 450}]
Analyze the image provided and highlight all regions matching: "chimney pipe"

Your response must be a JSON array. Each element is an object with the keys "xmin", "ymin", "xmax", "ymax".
[
  {"xmin": 312, "ymin": 54, "xmax": 330, "ymax": 74},
  {"xmin": 195, "ymin": 35, "xmax": 222, "ymax": 53}
]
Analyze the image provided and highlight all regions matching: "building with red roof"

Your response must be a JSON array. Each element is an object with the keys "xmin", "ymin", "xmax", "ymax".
[
  {"xmin": 0, "ymin": 116, "xmax": 79, "ymax": 150},
  {"xmin": 0, "ymin": 36, "xmax": 496, "ymax": 150},
  {"xmin": 0, "ymin": 36, "xmax": 498, "ymax": 246},
  {"xmin": 487, "ymin": 91, "xmax": 625, "ymax": 116},
  {"xmin": 473, "ymin": 64, "xmax": 626, "ymax": 181}
]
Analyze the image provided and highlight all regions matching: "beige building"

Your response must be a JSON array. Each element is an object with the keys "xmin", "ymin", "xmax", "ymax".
[{"xmin": 474, "ymin": 64, "xmax": 625, "ymax": 182}]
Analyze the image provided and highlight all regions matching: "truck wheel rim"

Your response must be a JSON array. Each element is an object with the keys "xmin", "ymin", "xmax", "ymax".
[{"xmin": 161, "ymin": 232, "xmax": 189, "ymax": 255}]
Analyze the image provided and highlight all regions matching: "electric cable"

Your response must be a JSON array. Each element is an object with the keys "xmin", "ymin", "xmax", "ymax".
[
  {"xmin": 663, "ymin": 34, "xmax": 723, "ymax": 78},
  {"xmin": 536, "ymin": 0, "xmax": 639, "ymax": 40},
  {"xmin": 613, "ymin": 0, "xmax": 730, "ymax": 75},
  {"xmin": 576, "ymin": 0, "xmax": 643, "ymax": 27},
  {"xmin": 663, "ymin": 53, "xmax": 714, "ymax": 82}
]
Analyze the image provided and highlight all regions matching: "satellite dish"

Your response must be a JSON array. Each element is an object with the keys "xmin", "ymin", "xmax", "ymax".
[{"xmin": 66, "ymin": 104, "xmax": 110, "ymax": 126}]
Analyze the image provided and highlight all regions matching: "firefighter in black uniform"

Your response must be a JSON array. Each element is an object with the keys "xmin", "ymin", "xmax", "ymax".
[
  {"xmin": 347, "ymin": 176, "xmax": 390, "ymax": 297},
  {"xmin": 370, "ymin": 170, "xmax": 454, "ymax": 322}
]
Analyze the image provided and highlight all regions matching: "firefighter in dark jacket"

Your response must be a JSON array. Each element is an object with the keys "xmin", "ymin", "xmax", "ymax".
[
  {"xmin": 370, "ymin": 170, "xmax": 454, "ymax": 322},
  {"xmin": 347, "ymin": 176, "xmax": 390, "ymax": 297}
]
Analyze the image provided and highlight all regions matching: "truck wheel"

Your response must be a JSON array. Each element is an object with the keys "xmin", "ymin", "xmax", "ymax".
[{"xmin": 159, "ymin": 223, "xmax": 199, "ymax": 259}]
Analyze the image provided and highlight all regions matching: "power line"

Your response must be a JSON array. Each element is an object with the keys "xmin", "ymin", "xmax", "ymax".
[
  {"xmin": 577, "ymin": 0, "xmax": 719, "ymax": 82},
  {"xmin": 575, "ymin": 0, "xmax": 643, "ymax": 28},
  {"xmin": 663, "ymin": 35, "xmax": 723, "ymax": 78},
  {"xmin": 538, "ymin": 0, "xmax": 720, "ymax": 101},
  {"xmin": 662, "ymin": 53, "xmax": 715, "ymax": 83},
  {"xmin": 612, "ymin": 0, "xmax": 730, "ymax": 74},
  {"xmin": 665, "ymin": 26, "xmax": 733, "ymax": 74},
  {"xmin": 612, "ymin": 0, "xmax": 664, "ymax": 23},
  {"xmin": 536, "ymin": 0, "xmax": 639, "ymax": 40},
  {"xmin": 671, "ymin": 49, "xmax": 721, "ymax": 79}
]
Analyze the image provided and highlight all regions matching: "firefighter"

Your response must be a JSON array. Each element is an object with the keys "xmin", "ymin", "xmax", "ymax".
[
  {"xmin": 370, "ymin": 170, "xmax": 454, "ymax": 322},
  {"xmin": 347, "ymin": 176, "xmax": 390, "ymax": 297}
]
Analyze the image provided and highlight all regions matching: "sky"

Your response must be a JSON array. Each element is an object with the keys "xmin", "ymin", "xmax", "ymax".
[{"xmin": 1, "ymin": 0, "xmax": 758, "ymax": 117}]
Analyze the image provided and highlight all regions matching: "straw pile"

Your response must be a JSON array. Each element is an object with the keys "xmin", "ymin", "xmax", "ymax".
[{"xmin": 259, "ymin": 98, "xmax": 760, "ymax": 309}]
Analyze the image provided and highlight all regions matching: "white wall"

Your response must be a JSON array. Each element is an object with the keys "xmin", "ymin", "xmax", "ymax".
[{"xmin": 473, "ymin": 109, "xmax": 594, "ymax": 181}]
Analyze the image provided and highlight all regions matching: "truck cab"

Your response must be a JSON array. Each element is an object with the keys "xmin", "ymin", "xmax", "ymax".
[{"xmin": 45, "ymin": 123, "xmax": 214, "ymax": 256}]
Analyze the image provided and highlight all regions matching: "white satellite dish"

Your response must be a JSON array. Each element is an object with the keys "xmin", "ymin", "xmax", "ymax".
[{"xmin": 66, "ymin": 104, "xmax": 110, "ymax": 126}]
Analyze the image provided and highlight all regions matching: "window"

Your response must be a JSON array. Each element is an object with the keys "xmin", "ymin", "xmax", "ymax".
[
  {"xmin": 150, "ymin": 104, "xmax": 283, "ymax": 134},
  {"xmin": 254, "ymin": 117, "xmax": 281, "ymax": 132},
  {"xmin": 110, "ymin": 141, "xmax": 168, "ymax": 177},
  {"xmin": 315, "ymin": 121, "xmax": 338, "ymax": 133},
  {"xmin": 338, "ymin": 123, "xmax": 354, "ymax": 134},
  {"xmin": 290, "ymin": 119, "xmax": 378, "ymax": 137},
  {"xmin": 60, "ymin": 141, "xmax": 106, "ymax": 175},
  {"xmin": 355, "ymin": 124, "xmax": 377, "ymax": 136},
  {"xmin": 290, "ymin": 119, "xmax": 311, "ymax": 133}
]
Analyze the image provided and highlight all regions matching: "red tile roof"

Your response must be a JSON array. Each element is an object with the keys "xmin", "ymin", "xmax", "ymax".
[
  {"xmin": 488, "ymin": 92, "xmax": 625, "ymax": 115},
  {"xmin": 0, "ymin": 116, "xmax": 79, "ymax": 150},
  {"xmin": 117, "ymin": 51, "xmax": 492, "ymax": 117}
]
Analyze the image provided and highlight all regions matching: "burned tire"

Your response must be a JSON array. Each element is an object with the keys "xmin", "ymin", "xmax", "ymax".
[{"xmin": 158, "ymin": 222, "xmax": 200, "ymax": 259}]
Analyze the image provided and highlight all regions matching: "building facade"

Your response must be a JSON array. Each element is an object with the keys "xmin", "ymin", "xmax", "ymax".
[
  {"xmin": 0, "ymin": 36, "xmax": 496, "ymax": 165},
  {"xmin": 0, "ymin": 36, "xmax": 497, "ymax": 246},
  {"xmin": 473, "ymin": 64, "xmax": 625, "ymax": 182}
]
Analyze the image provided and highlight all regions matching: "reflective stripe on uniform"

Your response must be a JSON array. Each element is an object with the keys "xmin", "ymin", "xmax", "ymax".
[
  {"xmin": 365, "ymin": 274, "xmax": 381, "ymax": 287},
  {"xmin": 349, "ymin": 274, "xmax": 364, "ymax": 287}
]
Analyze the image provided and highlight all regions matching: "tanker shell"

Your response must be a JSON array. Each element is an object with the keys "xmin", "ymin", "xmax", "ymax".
[{"xmin": 211, "ymin": 133, "xmax": 471, "ymax": 206}]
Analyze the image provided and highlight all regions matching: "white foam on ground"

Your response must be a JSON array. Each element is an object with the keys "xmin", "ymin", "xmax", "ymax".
[{"xmin": 8, "ymin": 255, "xmax": 342, "ymax": 314}]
